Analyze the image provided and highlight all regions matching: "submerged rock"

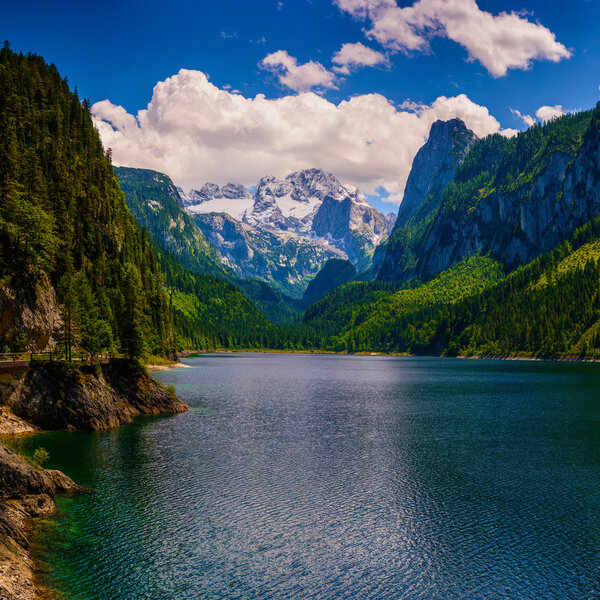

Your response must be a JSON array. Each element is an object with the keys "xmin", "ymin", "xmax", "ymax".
[{"xmin": 0, "ymin": 445, "xmax": 83, "ymax": 600}]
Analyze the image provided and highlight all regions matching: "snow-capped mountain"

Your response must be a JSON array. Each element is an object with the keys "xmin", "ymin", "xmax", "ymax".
[
  {"xmin": 182, "ymin": 168, "xmax": 393, "ymax": 273},
  {"xmin": 243, "ymin": 169, "xmax": 339, "ymax": 232}
]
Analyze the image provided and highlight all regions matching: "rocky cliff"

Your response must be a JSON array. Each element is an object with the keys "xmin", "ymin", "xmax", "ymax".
[
  {"xmin": 377, "ymin": 107, "xmax": 600, "ymax": 284},
  {"xmin": 412, "ymin": 109, "xmax": 599, "ymax": 281},
  {"xmin": 8, "ymin": 360, "xmax": 187, "ymax": 431},
  {"xmin": 0, "ymin": 442, "xmax": 84, "ymax": 600},
  {"xmin": 311, "ymin": 185, "xmax": 389, "ymax": 271},
  {"xmin": 377, "ymin": 119, "xmax": 477, "ymax": 281},
  {"xmin": 397, "ymin": 119, "xmax": 477, "ymax": 228},
  {"xmin": 0, "ymin": 275, "xmax": 62, "ymax": 353}
]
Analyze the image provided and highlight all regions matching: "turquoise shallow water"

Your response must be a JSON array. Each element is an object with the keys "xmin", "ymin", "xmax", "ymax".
[{"xmin": 10, "ymin": 354, "xmax": 600, "ymax": 599}]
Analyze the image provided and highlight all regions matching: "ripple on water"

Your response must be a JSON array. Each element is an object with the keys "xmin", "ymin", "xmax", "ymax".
[{"xmin": 16, "ymin": 355, "xmax": 600, "ymax": 599}]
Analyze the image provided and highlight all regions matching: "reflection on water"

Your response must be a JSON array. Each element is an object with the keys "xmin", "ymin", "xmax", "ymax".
[{"xmin": 11, "ymin": 355, "xmax": 600, "ymax": 599}]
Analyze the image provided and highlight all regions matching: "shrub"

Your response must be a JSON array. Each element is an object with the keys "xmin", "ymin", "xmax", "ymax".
[{"xmin": 32, "ymin": 447, "xmax": 50, "ymax": 467}]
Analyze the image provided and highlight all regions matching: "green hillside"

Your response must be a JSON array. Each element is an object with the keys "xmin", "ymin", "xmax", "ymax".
[
  {"xmin": 115, "ymin": 166, "xmax": 302, "ymax": 324},
  {"xmin": 299, "ymin": 255, "xmax": 504, "ymax": 351},
  {"xmin": 0, "ymin": 45, "xmax": 173, "ymax": 357}
]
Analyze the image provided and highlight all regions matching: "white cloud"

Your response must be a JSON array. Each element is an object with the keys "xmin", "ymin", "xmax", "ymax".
[
  {"xmin": 92, "ymin": 69, "xmax": 510, "ymax": 204},
  {"xmin": 535, "ymin": 104, "xmax": 565, "ymax": 122},
  {"xmin": 511, "ymin": 108, "xmax": 535, "ymax": 127},
  {"xmin": 220, "ymin": 29, "xmax": 238, "ymax": 40},
  {"xmin": 332, "ymin": 42, "xmax": 386, "ymax": 74},
  {"xmin": 260, "ymin": 50, "xmax": 337, "ymax": 92},
  {"xmin": 335, "ymin": 0, "xmax": 571, "ymax": 77}
]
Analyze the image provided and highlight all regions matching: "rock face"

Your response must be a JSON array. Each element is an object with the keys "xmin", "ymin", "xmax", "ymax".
[
  {"xmin": 0, "ymin": 274, "xmax": 62, "ymax": 353},
  {"xmin": 378, "ymin": 107, "xmax": 600, "ymax": 284},
  {"xmin": 311, "ymin": 185, "xmax": 389, "ymax": 271},
  {"xmin": 8, "ymin": 360, "xmax": 188, "ymax": 431},
  {"xmin": 378, "ymin": 119, "xmax": 477, "ymax": 281},
  {"xmin": 189, "ymin": 169, "xmax": 393, "ymax": 293},
  {"xmin": 0, "ymin": 446, "xmax": 80, "ymax": 506},
  {"xmin": 397, "ymin": 119, "xmax": 476, "ymax": 228},
  {"xmin": 415, "ymin": 113, "xmax": 600, "ymax": 280}
]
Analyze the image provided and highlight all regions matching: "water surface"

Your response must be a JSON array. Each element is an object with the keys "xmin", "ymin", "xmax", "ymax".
[{"xmin": 12, "ymin": 355, "xmax": 600, "ymax": 599}]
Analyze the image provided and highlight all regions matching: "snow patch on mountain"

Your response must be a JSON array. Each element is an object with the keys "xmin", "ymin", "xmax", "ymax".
[{"xmin": 179, "ymin": 182, "xmax": 254, "ymax": 220}]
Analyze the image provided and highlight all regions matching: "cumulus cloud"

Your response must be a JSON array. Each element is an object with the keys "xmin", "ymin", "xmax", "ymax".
[
  {"xmin": 535, "ymin": 104, "xmax": 566, "ymax": 122},
  {"xmin": 92, "ymin": 69, "xmax": 511, "ymax": 204},
  {"xmin": 335, "ymin": 0, "xmax": 571, "ymax": 77},
  {"xmin": 511, "ymin": 104, "xmax": 569, "ymax": 128},
  {"xmin": 332, "ymin": 42, "xmax": 387, "ymax": 74},
  {"xmin": 260, "ymin": 50, "xmax": 337, "ymax": 92},
  {"xmin": 511, "ymin": 108, "xmax": 536, "ymax": 127}
]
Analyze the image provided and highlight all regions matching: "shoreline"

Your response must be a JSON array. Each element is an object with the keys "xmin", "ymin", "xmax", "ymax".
[
  {"xmin": 0, "ymin": 361, "xmax": 188, "ymax": 600},
  {"xmin": 146, "ymin": 362, "xmax": 192, "ymax": 372},
  {"xmin": 184, "ymin": 348, "xmax": 600, "ymax": 364},
  {"xmin": 0, "ymin": 433, "xmax": 84, "ymax": 600}
]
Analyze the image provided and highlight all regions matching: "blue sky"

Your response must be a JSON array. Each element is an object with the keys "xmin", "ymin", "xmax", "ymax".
[{"xmin": 4, "ymin": 0, "xmax": 600, "ymax": 213}]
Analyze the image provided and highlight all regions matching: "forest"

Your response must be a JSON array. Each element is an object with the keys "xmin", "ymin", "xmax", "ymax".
[{"xmin": 3, "ymin": 45, "xmax": 600, "ymax": 361}]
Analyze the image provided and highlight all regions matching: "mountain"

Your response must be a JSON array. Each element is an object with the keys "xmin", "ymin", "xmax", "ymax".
[
  {"xmin": 192, "ymin": 211, "xmax": 344, "ymax": 297},
  {"xmin": 294, "ymin": 105, "xmax": 600, "ymax": 358},
  {"xmin": 115, "ymin": 167, "xmax": 302, "ymax": 323},
  {"xmin": 116, "ymin": 167, "xmax": 226, "ymax": 278},
  {"xmin": 377, "ymin": 118, "xmax": 477, "ymax": 281},
  {"xmin": 411, "ymin": 110, "xmax": 596, "ymax": 281},
  {"xmin": 378, "ymin": 110, "xmax": 598, "ymax": 284},
  {"xmin": 187, "ymin": 168, "xmax": 393, "ymax": 294}
]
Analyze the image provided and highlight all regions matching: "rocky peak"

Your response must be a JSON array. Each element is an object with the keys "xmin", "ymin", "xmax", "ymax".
[
  {"xmin": 182, "ymin": 182, "xmax": 252, "ymax": 207},
  {"xmin": 285, "ymin": 169, "xmax": 341, "ymax": 204},
  {"xmin": 385, "ymin": 213, "xmax": 397, "ymax": 231},
  {"xmin": 245, "ymin": 176, "xmax": 290, "ymax": 228},
  {"xmin": 221, "ymin": 183, "xmax": 252, "ymax": 199},
  {"xmin": 244, "ymin": 170, "xmax": 343, "ymax": 231},
  {"xmin": 395, "ymin": 118, "xmax": 477, "ymax": 228}
]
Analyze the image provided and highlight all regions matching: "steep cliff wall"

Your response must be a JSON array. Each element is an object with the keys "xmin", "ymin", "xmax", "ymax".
[
  {"xmin": 378, "ymin": 108, "xmax": 600, "ymax": 284},
  {"xmin": 414, "ymin": 109, "xmax": 599, "ymax": 281},
  {"xmin": 377, "ymin": 119, "xmax": 476, "ymax": 281},
  {"xmin": 0, "ymin": 275, "xmax": 61, "ymax": 353}
]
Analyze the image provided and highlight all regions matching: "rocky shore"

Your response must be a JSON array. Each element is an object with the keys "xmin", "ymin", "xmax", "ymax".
[
  {"xmin": 0, "ymin": 444, "xmax": 84, "ymax": 600},
  {"xmin": 0, "ymin": 359, "xmax": 188, "ymax": 599},
  {"xmin": 7, "ymin": 359, "xmax": 188, "ymax": 432}
]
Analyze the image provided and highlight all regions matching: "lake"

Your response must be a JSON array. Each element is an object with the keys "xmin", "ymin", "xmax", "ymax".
[{"xmin": 11, "ymin": 354, "xmax": 600, "ymax": 599}]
